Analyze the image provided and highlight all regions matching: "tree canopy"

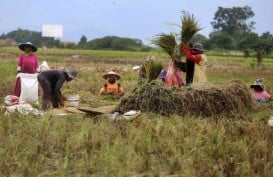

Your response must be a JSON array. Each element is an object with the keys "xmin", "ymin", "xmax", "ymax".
[
  {"xmin": 0, "ymin": 30, "xmax": 150, "ymax": 51},
  {"xmin": 0, "ymin": 28, "xmax": 61, "ymax": 48},
  {"xmin": 211, "ymin": 6, "xmax": 255, "ymax": 35},
  {"xmin": 86, "ymin": 36, "xmax": 150, "ymax": 51},
  {"xmin": 78, "ymin": 35, "xmax": 87, "ymax": 48}
]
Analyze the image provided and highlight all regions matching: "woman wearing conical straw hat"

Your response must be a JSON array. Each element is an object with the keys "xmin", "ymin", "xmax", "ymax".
[
  {"xmin": 99, "ymin": 71, "xmax": 124, "ymax": 98},
  {"xmin": 13, "ymin": 42, "xmax": 39, "ymax": 97}
]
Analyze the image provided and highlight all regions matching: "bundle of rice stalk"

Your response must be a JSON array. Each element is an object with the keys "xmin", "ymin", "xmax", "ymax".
[
  {"xmin": 144, "ymin": 60, "xmax": 163, "ymax": 81},
  {"xmin": 181, "ymin": 12, "xmax": 201, "ymax": 43},
  {"xmin": 139, "ymin": 59, "xmax": 163, "ymax": 82},
  {"xmin": 152, "ymin": 33, "xmax": 177, "ymax": 59}
]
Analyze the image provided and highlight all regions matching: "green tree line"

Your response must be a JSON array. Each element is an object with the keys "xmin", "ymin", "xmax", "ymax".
[
  {"xmin": 78, "ymin": 35, "xmax": 151, "ymax": 51},
  {"xmin": 0, "ymin": 29, "xmax": 151, "ymax": 52}
]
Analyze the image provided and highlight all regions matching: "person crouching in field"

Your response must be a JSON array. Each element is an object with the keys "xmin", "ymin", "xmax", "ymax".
[
  {"xmin": 182, "ymin": 42, "xmax": 208, "ymax": 85},
  {"xmin": 38, "ymin": 68, "xmax": 78, "ymax": 109},
  {"xmin": 250, "ymin": 79, "xmax": 271, "ymax": 104},
  {"xmin": 99, "ymin": 71, "xmax": 124, "ymax": 98}
]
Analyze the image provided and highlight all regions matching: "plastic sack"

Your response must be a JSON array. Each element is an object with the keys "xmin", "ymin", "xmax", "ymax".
[
  {"xmin": 268, "ymin": 117, "xmax": 273, "ymax": 127},
  {"xmin": 39, "ymin": 61, "xmax": 50, "ymax": 72},
  {"xmin": 123, "ymin": 110, "xmax": 141, "ymax": 120},
  {"xmin": 4, "ymin": 95, "xmax": 23, "ymax": 105},
  {"xmin": 18, "ymin": 73, "xmax": 39, "ymax": 103},
  {"xmin": 5, "ymin": 103, "xmax": 43, "ymax": 116}
]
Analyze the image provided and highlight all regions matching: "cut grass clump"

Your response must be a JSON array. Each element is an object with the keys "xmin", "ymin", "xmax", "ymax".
[{"xmin": 116, "ymin": 80, "xmax": 254, "ymax": 117}]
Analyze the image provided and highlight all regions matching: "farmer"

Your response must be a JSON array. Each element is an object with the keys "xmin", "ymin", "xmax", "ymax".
[
  {"xmin": 99, "ymin": 71, "xmax": 124, "ymax": 98},
  {"xmin": 165, "ymin": 58, "xmax": 184, "ymax": 87},
  {"xmin": 38, "ymin": 68, "xmax": 78, "ymax": 109},
  {"xmin": 185, "ymin": 43, "xmax": 195, "ymax": 87},
  {"xmin": 14, "ymin": 42, "xmax": 39, "ymax": 97},
  {"xmin": 182, "ymin": 42, "xmax": 207, "ymax": 85},
  {"xmin": 250, "ymin": 79, "xmax": 271, "ymax": 104},
  {"xmin": 173, "ymin": 45, "xmax": 195, "ymax": 87}
]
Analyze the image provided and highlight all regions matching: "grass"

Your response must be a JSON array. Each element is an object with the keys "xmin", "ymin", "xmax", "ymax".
[{"xmin": 1, "ymin": 47, "xmax": 273, "ymax": 176}]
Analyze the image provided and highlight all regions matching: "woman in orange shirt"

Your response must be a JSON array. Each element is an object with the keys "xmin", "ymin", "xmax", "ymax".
[{"xmin": 99, "ymin": 71, "xmax": 124, "ymax": 98}]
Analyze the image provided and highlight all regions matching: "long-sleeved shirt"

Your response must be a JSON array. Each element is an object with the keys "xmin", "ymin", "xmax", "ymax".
[
  {"xmin": 38, "ymin": 70, "xmax": 67, "ymax": 96},
  {"xmin": 182, "ymin": 43, "xmax": 207, "ymax": 84},
  {"xmin": 17, "ymin": 53, "xmax": 39, "ymax": 73}
]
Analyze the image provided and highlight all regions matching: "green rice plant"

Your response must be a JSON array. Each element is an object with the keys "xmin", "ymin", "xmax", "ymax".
[
  {"xmin": 181, "ymin": 12, "xmax": 201, "ymax": 43},
  {"xmin": 0, "ymin": 61, "xmax": 17, "ymax": 97}
]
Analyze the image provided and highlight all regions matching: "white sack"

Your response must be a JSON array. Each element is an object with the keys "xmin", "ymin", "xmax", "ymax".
[
  {"xmin": 18, "ymin": 73, "xmax": 39, "ymax": 103},
  {"xmin": 39, "ymin": 61, "xmax": 50, "ymax": 72}
]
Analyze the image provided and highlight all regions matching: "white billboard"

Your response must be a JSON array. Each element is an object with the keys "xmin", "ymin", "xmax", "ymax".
[{"xmin": 42, "ymin": 24, "xmax": 63, "ymax": 37}]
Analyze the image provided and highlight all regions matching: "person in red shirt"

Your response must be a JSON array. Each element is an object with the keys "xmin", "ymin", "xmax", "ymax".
[
  {"xmin": 13, "ymin": 42, "xmax": 39, "ymax": 96},
  {"xmin": 99, "ymin": 71, "xmax": 124, "ymax": 98},
  {"xmin": 182, "ymin": 42, "xmax": 208, "ymax": 85},
  {"xmin": 250, "ymin": 79, "xmax": 271, "ymax": 104}
]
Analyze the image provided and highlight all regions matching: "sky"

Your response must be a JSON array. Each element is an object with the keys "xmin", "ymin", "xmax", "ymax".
[{"xmin": 0, "ymin": 0, "xmax": 272, "ymax": 44}]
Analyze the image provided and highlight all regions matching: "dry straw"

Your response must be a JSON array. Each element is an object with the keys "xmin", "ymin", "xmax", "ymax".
[{"xmin": 116, "ymin": 80, "xmax": 254, "ymax": 118}]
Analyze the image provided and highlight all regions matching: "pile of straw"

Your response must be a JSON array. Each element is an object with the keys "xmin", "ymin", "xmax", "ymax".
[{"xmin": 116, "ymin": 80, "xmax": 254, "ymax": 117}]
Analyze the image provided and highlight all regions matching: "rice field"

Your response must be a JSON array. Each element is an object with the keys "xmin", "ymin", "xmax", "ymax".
[{"xmin": 0, "ymin": 46, "xmax": 273, "ymax": 176}]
